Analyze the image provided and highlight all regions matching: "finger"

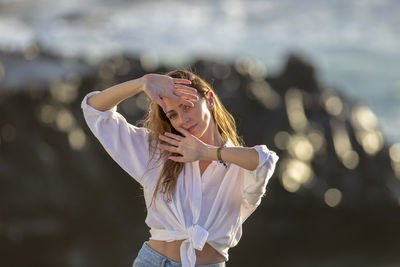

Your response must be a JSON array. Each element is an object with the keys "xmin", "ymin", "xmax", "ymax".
[
  {"xmin": 173, "ymin": 78, "xmax": 192, "ymax": 84},
  {"xmin": 164, "ymin": 132, "xmax": 183, "ymax": 141},
  {"xmin": 172, "ymin": 95, "xmax": 195, "ymax": 107},
  {"xmin": 174, "ymin": 84, "xmax": 198, "ymax": 93},
  {"xmin": 157, "ymin": 143, "xmax": 179, "ymax": 153},
  {"xmin": 159, "ymin": 134, "xmax": 180, "ymax": 146},
  {"xmin": 176, "ymin": 127, "xmax": 190, "ymax": 137},
  {"xmin": 154, "ymin": 96, "xmax": 167, "ymax": 113},
  {"xmin": 173, "ymin": 90, "xmax": 199, "ymax": 101},
  {"xmin": 168, "ymin": 156, "xmax": 185, "ymax": 162}
]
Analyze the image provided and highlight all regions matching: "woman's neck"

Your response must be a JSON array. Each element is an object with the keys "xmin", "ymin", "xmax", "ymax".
[{"xmin": 201, "ymin": 120, "xmax": 225, "ymax": 147}]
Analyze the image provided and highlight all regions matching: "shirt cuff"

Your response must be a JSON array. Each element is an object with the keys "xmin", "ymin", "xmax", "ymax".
[
  {"xmin": 252, "ymin": 145, "xmax": 279, "ymax": 177},
  {"xmin": 243, "ymin": 145, "xmax": 279, "ymax": 206}
]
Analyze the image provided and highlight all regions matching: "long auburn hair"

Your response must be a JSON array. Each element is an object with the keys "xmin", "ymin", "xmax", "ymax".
[{"xmin": 140, "ymin": 69, "xmax": 244, "ymax": 207}]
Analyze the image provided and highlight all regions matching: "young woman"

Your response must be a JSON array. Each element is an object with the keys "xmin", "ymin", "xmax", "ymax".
[{"xmin": 81, "ymin": 69, "xmax": 279, "ymax": 267}]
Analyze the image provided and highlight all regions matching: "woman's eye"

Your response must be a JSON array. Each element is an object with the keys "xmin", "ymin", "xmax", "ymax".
[
  {"xmin": 183, "ymin": 105, "xmax": 192, "ymax": 111},
  {"xmin": 169, "ymin": 114, "xmax": 177, "ymax": 120}
]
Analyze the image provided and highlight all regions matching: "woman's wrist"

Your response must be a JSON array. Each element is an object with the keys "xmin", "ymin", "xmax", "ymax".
[
  {"xmin": 128, "ymin": 76, "xmax": 146, "ymax": 95},
  {"xmin": 199, "ymin": 145, "xmax": 228, "ymax": 168},
  {"xmin": 200, "ymin": 144, "xmax": 220, "ymax": 161}
]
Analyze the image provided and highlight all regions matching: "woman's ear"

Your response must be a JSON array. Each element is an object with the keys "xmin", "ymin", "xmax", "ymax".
[{"xmin": 207, "ymin": 91, "xmax": 214, "ymax": 110}]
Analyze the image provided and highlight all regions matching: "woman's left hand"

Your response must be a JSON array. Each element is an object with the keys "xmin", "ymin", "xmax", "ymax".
[{"xmin": 157, "ymin": 127, "xmax": 207, "ymax": 162}]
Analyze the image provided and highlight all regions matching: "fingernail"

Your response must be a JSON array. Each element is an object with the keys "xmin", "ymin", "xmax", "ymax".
[{"xmin": 168, "ymin": 158, "xmax": 172, "ymax": 160}]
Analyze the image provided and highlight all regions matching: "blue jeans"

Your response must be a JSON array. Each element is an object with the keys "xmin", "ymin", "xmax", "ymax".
[{"xmin": 132, "ymin": 242, "xmax": 226, "ymax": 267}]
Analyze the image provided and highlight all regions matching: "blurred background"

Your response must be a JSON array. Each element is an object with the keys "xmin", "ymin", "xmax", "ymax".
[{"xmin": 1, "ymin": 0, "xmax": 400, "ymax": 266}]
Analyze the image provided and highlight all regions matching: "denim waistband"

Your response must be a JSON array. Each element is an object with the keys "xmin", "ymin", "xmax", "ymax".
[
  {"xmin": 134, "ymin": 242, "xmax": 226, "ymax": 267},
  {"xmin": 142, "ymin": 242, "xmax": 181, "ymax": 266}
]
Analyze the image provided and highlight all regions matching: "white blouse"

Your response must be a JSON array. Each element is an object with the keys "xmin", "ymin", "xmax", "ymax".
[{"xmin": 81, "ymin": 91, "xmax": 279, "ymax": 267}]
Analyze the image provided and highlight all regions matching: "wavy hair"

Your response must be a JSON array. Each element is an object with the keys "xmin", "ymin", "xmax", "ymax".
[{"xmin": 140, "ymin": 69, "xmax": 243, "ymax": 207}]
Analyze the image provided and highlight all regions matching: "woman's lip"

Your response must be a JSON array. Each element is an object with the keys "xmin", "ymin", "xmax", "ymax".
[{"xmin": 187, "ymin": 124, "xmax": 197, "ymax": 133}]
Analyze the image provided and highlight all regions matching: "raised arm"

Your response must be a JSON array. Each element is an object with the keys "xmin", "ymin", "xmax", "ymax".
[
  {"xmin": 157, "ymin": 127, "xmax": 271, "ymax": 171},
  {"xmin": 86, "ymin": 78, "xmax": 144, "ymax": 111},
  {"xmin": 87, "ymin": 74, "xmax": 198, "ymax": 112},
  {"xmin": 202, "ymin": 145, "xmax": 259, "ymax": 171}
]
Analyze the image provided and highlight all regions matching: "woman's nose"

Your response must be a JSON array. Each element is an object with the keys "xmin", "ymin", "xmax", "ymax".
[{"xmin": 180, "ymin": 113, "xmax": 190, "ymax": 124}]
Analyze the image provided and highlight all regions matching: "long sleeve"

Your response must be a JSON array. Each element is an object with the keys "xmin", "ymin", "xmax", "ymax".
[
  {"xmin": 81, "ymin": 91, "xmax": 152, "ymax": 186},
  {"xmin": 241, "ymin": 145, "xmax": 279, "ymax": 221}
]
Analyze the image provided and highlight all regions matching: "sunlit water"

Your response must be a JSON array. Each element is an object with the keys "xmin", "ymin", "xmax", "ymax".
[{"xmin": 1, "ymin": 0, "xmax": 399, "ymax": 143}]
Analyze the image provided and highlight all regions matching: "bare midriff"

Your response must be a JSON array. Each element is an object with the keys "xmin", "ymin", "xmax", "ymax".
[{"xmin": 146, "ymin": 239, "xmax": 225, "ymax": 265}]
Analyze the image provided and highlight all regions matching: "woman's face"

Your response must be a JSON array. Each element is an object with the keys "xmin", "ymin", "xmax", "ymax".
[{"xmin": 163, "ymin": 92, "xmax": 214, "ymax": 141}]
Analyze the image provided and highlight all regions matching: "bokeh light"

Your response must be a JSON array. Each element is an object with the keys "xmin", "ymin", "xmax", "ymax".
[
  {"xmin": 39, "ymin": 104, "xmax": 57, "ymax": 124},
  {"xmin": 389, "ymin": 143, "xmax": 400, "ymax": 179},
  {"xmin": 330, "ymin": 118, "xmax": 359, "ymax": 169},
  {"xmin": 68, "ymin": 127, "xmax": 87, "ymax": 151},
  {"xmin": 274, "ymin": 131, "xmax": 290, "ymax": 150},
  {"xmin": 352, "ymin": 105, "xmax": 378, "ymax": 130},
  {"xmin": 281, "ymin": 158, "xmax": 313, "ymax": 193},
  {"xmin": 324, "ymin": 94, "xmax": 343, "ymax": 116},
  {"xmin": 50, "ymin": 80, "xmax": 79, "ymax": 104},
  {"xmin": 287, "ymin": 134, "xmax": 314, "ymax": 161},
  {"xmin": 324, "ymin": 188, "xmax": 342, "ymax": 208},
  {"xmin": 389, "ymin": 143, "xmax": 400, "ymax": 162},
  {"xmin": 307, "ymin": 129, "xmax": 325, "ymax": 153},
  {"xmin": 285, "ymin": 88, "xmax": 308, "ymax": 132},
  {"xmin": 235, "ymin": 56, "xmax": 267, "ymax": 79},
  {"xmin": 356, "ymin": 130, "xmax": 384, "ymax": 156},
  {"xmin": 248, "ymin": 80, "xmax": 280, "ymax": 110},
  {"xmin": 55, "ymin": 109, "xmax": 75, "ymax": 132},
  {"xmin": 351, "ymin": 105, "xmax": 384, "ymax": 156},
  {"xmin": 341, "ymin": 150, "xmax": 359, "ymax": 170}
]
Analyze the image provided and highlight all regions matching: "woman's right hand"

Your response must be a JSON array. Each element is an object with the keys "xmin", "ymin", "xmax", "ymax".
[{"xmin": 141, "ymin": 73, "xmax": 199, "ymax": 113}]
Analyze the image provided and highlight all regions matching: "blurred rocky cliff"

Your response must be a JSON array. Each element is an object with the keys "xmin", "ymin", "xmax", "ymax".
[{"xmin": 1, "ymin": 49, "xmax": 400, "ymax": 267}]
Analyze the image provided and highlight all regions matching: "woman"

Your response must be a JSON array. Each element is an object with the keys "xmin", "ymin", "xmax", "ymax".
[{"xmin": 81, "ymin": 69, "xmax": 279, "ymax": 267}]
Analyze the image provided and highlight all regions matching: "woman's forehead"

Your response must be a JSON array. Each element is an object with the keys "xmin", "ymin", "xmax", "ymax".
[{"xmin": 164, "ymin": 99, "xmax": 183, "ymax": 109}]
